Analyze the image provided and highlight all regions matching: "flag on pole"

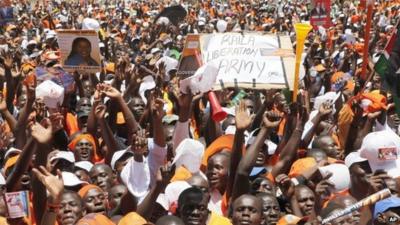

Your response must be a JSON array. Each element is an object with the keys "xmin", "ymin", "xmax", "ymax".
[
  {"xmin": 374, "ymin": 22, "xmax": 400, "ymax": 115},
  {"xmin": 374, "ymin": 29, "xmax": 397, "ymax": 76}
]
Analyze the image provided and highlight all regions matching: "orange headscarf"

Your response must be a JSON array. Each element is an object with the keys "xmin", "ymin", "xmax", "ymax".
[
  {"xmin": 68, "ymin": 134, "xmax": 101, "ymax": 162},
  {"xmin": 76, "ymin": 213, "xmax": 115, "ymax": 225},
  {"xmin": 78, "ymin": 184, "xmax": 103, "ymax": 198},
  {"xmin": 201, "ymin": 135, "xmax": 234, "ymax": 171},
  {"xmin": 118, "ymin": 212, "xmax": 147, "ymax": 225}
]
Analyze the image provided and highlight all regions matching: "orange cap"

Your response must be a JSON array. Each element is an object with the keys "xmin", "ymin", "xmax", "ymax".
[
  {"xmin": 118, "ymin": 212, "xmax": 147, "ymax": 225},
  {"xmin": 277, "ymin": 214, "xmax": 306, "ymax": 225},
  {"xmin": 288, "ymin": 157, "xmax": 317, "ymax": 178}
]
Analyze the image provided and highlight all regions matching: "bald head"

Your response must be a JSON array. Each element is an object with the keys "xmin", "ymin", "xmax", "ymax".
[
  {"xmin": 89, "ymin": 164, "xmax": 115, "ymax": 192},
  {"xmin": 156, "ymin": 215, "xmax": 185, "ymax": 225},
  {"xmin": 232, "ymin": 194, "xmax": 264, "ymax": 225}
]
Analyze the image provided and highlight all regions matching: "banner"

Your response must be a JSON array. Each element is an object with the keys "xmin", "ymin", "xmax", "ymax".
[
  {"xmin": 310, "ymin": 0, "xmax": 331, "ymax": 29},
  {"xmin": 57, "ymin": 30, "xmax": 101, "ymax": 73},
  {"xmin": 0, "ymin": 0, "xmax": 13, "ymax": 25},
  {"xmin": 199, "ymin": 33, "xmax": 295, "ymax": 90}
]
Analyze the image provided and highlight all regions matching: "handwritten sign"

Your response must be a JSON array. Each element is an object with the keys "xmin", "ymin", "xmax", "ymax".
[
  {"xmin": 199, "ymin": 33, "xmax": 295, "ymax": 90},
  {"xmin": 4, "ymin": 191, "xmax": 30, "ymax": 218}
]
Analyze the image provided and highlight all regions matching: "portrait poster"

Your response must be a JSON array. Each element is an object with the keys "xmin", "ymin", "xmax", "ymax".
[
  {"xmin": 0, "ymin": 0, "xmax": 14, "ymax": 25},
  {"xmin": 57, "ymin": 30, "xmax": 101, "ymax": 73},
  {"xmin": 4, "ymin": 191, "xmax": 30, "ymax": 219},
  {"xmin": 310, "ymin": 0, "xmax": 331, "ymax": 29}
]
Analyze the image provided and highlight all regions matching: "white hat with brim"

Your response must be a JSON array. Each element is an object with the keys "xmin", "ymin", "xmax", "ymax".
[
  {"xmin": 75, "ymin": 161, "xmax": 94, "ymax": 172},
  {"xmin": 358, "ymin": 130, "xmax": 400, "ymax": 178},
  {"xmin": 50, "ymin": 151, "xmax": 75, "ymax": 164},
  {"xmin": 111, "ymin": 148, "xmax": 134, "ymax": 170},
  {"xmin": 62, "ymin": 172, "xmax": 88, "ymax": 187}
]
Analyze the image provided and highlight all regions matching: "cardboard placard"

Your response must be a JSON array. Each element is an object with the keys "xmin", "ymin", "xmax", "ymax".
[
  {"xmin": 4, "ymin": 191, "xmax": 30, "ymax": 219},
  {"xmin": 0, "ymin": 0, "xmax": 13, "ymax": 25},
  {"xmin": 310, "ymin": 0, "xmax": 331, "ymax": 29},
  {"xmin": 57, "ymin": 30, "xmax": 101, "ymax": 73},
  {"xmin": 200, "ymin": 32, "xmax": 295, "ymax": 90}
]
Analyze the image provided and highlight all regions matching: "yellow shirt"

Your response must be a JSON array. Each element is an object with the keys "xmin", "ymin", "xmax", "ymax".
[{"xmin": 208, "ymin": 212, "xmax": 232, "ymax": 225}]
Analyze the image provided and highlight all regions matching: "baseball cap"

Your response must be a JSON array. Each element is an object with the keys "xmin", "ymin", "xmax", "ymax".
[
  {"xmin": 111, "ymin": 148, "xmax": 134, "ymax": 170},
  {"xmin": 62, "ymin": 171, "xmax": 88, "ymax": 187},
  {"xmin": 344, "ymin": 151, "xmax": 367, "ymax": 168},
  {"xmin": 75, "ymin": 161, "xmax": 94, "ymax": 172},
  {"xmin": 289, "ymin": 157, "xmax": 317, "ymax": 178},
  {"xmin": 162, "ymin": 114, "xmax": 179, "ymax": 125},
  {"xmin": 319, "ymin": 163, "xmax": 350, "ymax": 192},
  {"xmin": 358, "ymin": 130, "xmax": 400, "ymax": 178},
  {"xmin": 374, "ymin": 197, "xmax": 400, "ymax": 219},
  {"xmin": 49, "ymin": 151, "xmax": 75, "ymax": 164},
  {"xmin": 250, "ymin": 167, "xmax": 267, "ymax": 177},
  {"xmin": 277, "ymin": 214, "xmax": 307, "ymax": 225}
]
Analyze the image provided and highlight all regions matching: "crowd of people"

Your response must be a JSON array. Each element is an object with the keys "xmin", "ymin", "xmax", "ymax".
[{"xmin": 0, "ymin": 0, "xmax": 400, "ymax": 224}]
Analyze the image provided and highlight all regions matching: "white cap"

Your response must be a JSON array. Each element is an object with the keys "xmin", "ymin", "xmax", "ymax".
[
  {"xmin": 50, "ymin": 151, "xmax": 75, "ymax": 164},
  {"xmin": 344, "ymin": 151, "xmax": 367, "ymax": 168},
  {"xmin": 359, "ymin": 130, "xmax": 400, "ymax": 178},
  {"xmin": 156, "ymin": 181, "xmax": 191, "ymax": 210},
  {"xmin": 157, "ymin": 17, "xmax": 170, "ymax": 25},
  {"xmin": 82, "ymin": 18, "xmax": 100, "ymax": 31},
  {"xmin": 150, "ymin": 48, "xmax": 161, "ymax": 54},
  {"xmin": 139, "ymin": 76, "xmax": 156, "ymax": 105},
  {"xmin": 172, "ymin": 139, "xmax": 204, "ymax": 173},
  {"xmin": 62, "ymin": 172, "xmax": 88, "ymax": 187},
  {"xmin": 246, "ymin": 128, "xmax": 277, "ymax": 155},
  {"xmin": 198, "ymin": 17, "xmax": 206, "ymax": 26},
  {"xmin": 319, "ymin": 163, "xmax": 350, "ymax": 192},
  {"xmin": 216, "ymin": 20, "xmax": 227, "ymax": 33},
  {"xmin": 35, "ymin": 80, "xmax": 64, "ymax": 109},
  {"xmin": 45, "ymin": 30, "xmax": 57, "ymax": 40},
  {"xmin": 75, "ymin": 161, "xmax": 94, "ymax": 172},
  {"xmin": 27, "ymin": 40, "xmax": 37, "ymax": 46},
  {"xmin": 111, "ymin": 148, "xmax": 133, "ymax": 170}
]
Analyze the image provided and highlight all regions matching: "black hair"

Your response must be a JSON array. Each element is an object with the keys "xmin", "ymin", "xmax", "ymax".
[
  {"xmin": 177, "ymin": 187, "xmax": 204, "ymax": 212},
  {"xmin": 67, "ymin": 37, "xmax": 92, "ymax": 59}
]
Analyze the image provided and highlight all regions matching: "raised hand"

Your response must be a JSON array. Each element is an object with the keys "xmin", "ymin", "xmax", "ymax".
[
  {"xmin": 275, "ymin": 174, "xmax": 295, "ymax": 198},
  {"xmin": 235, "ymin": 100, "xmax": 253, "ymax": 131},
  {"xmin": 49, "ymin": 113, "xmax": 64, "ymax": 133},
  {"xmin": 156, "ymin": 163, "xmax": 176, "ymax": 187},
  {"xmin": 0, "ymin": 93, "xmax": 7, "ymax": 112},
  {"xmin": 100, "ymin": 84, "xmax": 122, "ymax": 99},
  {"xmin": 94, "ymin": 104, "xmax": 107, "ymax": 120},
  {"xmin": 315, "ymin": 173, "xmax": 334, "ymax": 200},
  {"xmin": 150, "ymin": 96, "xmax": 165, "ymax": 121},
  {"xmin": 131, "ymin": 129, "xmax": 148, "ymax": 157},
  {"xmin": 32, "ymin": 166, "xmax": 64, "ymax": 201},
  {"xmin": 319, "ymin": 101, "xmax": 333, "ymax": 117},
  {"xmin": 368, "ymin": 170, "xmax": 392, "ymax": 194},
  {"xmin": 263, "ymin": 110, "xmax": 282, "ymax": 128},
  {"xmin": 2, "ymin": 52, "xmax": 13, "ymax": 70},
  {"xmin": 30, "ymin": 119, "xmax": 53, "ymax": 144}
]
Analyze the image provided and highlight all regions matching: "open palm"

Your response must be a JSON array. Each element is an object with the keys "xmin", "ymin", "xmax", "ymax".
[{"xmin": 235, "ymin": 100, "xmax": 253, "ymax": 131}]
